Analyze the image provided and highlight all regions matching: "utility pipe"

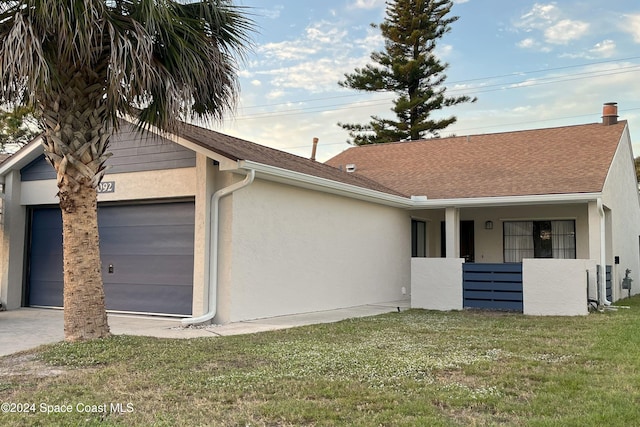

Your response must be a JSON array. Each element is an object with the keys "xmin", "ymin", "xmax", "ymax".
[
  {"xmin": 597, "ymin": 198, "xmax": 611, "ymax": 306},
  {"xmin": 182, "ymin": 169, "xmax": 255, "ymax": 325}
]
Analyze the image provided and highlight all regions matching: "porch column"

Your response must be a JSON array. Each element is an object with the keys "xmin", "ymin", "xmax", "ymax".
[
  {"xmin": 587, "ymin": 201, "xmax": 601, "ymax": 261},
  {"xmin": 445, "ymin": 207, "xmax": 460, "ymax": 258}
]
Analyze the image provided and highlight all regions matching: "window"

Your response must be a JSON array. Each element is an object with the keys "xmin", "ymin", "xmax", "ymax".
[
  {"xmin": 503, "ymin": 220, "xmax": 575, "ymax": 262},
  {"xmin": 411, "ymin": 219, "xmax": 427, "ymax": 257}
]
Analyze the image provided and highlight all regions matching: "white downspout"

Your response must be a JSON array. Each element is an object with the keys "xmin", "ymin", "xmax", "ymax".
[
  {"xmin": 182, "ymin": 169, "xmax": 255, "ymax": 325},
  {"xmin": 597, "ymin": 198, "xmax": 611, "ymax": 306}
]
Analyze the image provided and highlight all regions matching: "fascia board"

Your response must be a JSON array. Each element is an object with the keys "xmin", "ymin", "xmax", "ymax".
[
  {"xmin": 0, "ymin": 137, "xmax": 44, "ymax": 178},
  {"xmin": 239, "ymin": 160, "xmax": 602, "ymax": 209},
  {"xmin": 239, "ymin": 160, "xmax": 413, "ymax": 208},
  {"xmin": 408, "ymin": 192, "xmax": 602, "ymax": 209}
]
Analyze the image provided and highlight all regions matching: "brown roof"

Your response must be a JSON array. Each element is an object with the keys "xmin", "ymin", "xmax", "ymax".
[
  {"xmin": 325, "ymin": 121, "xmax": 627, "ymax": 199},
  {"xmin": 177, "ymin": 122, "xmax": 406, "ymax": 196}
]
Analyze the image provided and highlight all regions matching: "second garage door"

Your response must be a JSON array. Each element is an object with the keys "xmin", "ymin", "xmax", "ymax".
[{"xmin": 27, "ymin": 201, "xmax": 195, "ymax": 316}]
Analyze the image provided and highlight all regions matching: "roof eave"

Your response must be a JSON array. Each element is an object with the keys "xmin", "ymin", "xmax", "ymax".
[
  {"xmin": 408, "ymin": 192, "xmax": 603, "ymax": 209},
  {"xmin": 0, "ymin": 136, "xmax": 45, "ymax": 179},
  {"xmin": 239, "ymin": 160, "xmax": 413, "ymax": 208}
]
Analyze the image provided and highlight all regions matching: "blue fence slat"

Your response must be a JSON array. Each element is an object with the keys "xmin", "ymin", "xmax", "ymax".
[
  {"xmin": 464, "ymin": 291, "xmax": 523, "ymax": 301},
  {"xmin": 463, "ymin": 282, "xmax": 523, "ymax": 291},
  {"xmin": 463, "ymin": 263, "xmax": 523, "ymax": 273},
  {"xmin": 463, "ymin": 263, "xmax": 523, "ymax": 311},
  {"xmin": 464, "ymin": 299, "xmax": 523, "ymax": 310},
  {"xmin": 463, "ymin": 272, "xmax": 523, "ymax": 283}
]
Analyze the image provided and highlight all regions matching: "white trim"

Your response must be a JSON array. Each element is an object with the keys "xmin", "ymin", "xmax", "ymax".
[
  {"xmin": 238, "ymin": 160, "xmax": 412, "ymax": 208},
  {"xmin": 0, "ymin": 136, "xmax": 44, "ymax": 177}
]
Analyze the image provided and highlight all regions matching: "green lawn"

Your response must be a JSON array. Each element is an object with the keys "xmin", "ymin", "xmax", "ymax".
[{"xmin": 2, "ymin": 297, "xmax": 640, "ymax": 426}]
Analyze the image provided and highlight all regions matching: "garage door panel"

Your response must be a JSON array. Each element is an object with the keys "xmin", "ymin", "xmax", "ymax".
[
  {"xmin": 29, "ymin": 254, "xmax": 63, "ymax": 280},
  {"xmin": 28, "ymin": 280, "xmax": 63, "ymax": 307},
  {"xmin": 104, "ymin": 283, "xmax": 192, "ymax": 315},
  {"xmin": 98, "ymin": 203, "xmax": 195, "ymax": 227},
  {"xmin": 102, "ymin": 255, "xmax": 194, "ymax": 285},
  {"xmin": 99, "ymin": 225, "xmax": 195, "ymax": 255},
  {"xmin": 28, "ymin": 202, "xmax": 194, "ymax": 315}
]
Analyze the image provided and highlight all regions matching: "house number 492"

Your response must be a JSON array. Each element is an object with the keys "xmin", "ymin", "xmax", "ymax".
[{"xmin": 97, "ymin": 181, "xmax": 115, "ymax": 193}]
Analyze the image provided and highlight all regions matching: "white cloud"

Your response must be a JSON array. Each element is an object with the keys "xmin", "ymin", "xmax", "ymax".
[
  {"xmin": 544, "ymin": 19, "xmax": 590, "ymax": 44},
  {"xmin": 259, "ymin": 5, "xmax": 284, "ymax": 20},
  {"xmin": 351, "ymin": 0, "xmax": 385, "ymax": 10},
  {"xmin": 260, "ymin": 57, "xmax": 359, "ymax": 93},
  {"xmin": 517, "ymin": 38, "xmax": 538, "ymax": 49},
  {"xmin": 306, "ymin": 24, "xmax": 348, "ymax": 44},
  {"xmin": 266, "ymin": 90, "xmax": 286, "ymax": 100},
  {"xmin": 589, "ymin": 39, "xmax": 616, "ymax": 58},
  {"xmin": 515, "ymin": 3, "xmax": 561, "ymax": 30},
  {"xmin": 623, "ymin": 14, "xmax": 640, "ymax": 43},
  {"xmin": 513, "ymin": 3, "xmax": 590, "ymax": 50},
  {"xmin": 250, "ymin": 79, "xmax": 262, "ymax": 87},
  {"xmin": 259, "ymin": 42, "xmax": 318, "ymax": 61}
]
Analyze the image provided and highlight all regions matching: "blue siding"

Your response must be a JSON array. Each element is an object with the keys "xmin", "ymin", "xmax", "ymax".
[
  {"xmin": 21, "ymin": 124, "xmax": 195, "ymax": 181},
  {"xmin": 463, "ymin": 263, "xmax": 523, "ymax": 311}
]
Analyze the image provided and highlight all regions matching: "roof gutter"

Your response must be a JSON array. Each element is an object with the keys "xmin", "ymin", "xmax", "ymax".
[
  {"xmin": 239, "ymin": 161, "xmax": 604, "ymax": 209},
  {"xmin": 239, "ymin": 160, "xmax": 412, "ymax": 208},
  {"xmin": 181, "ymin": 168, "xmax": 255, "ymax": 326},
  {"xmin": 409, "ymin": 192, "xmax": 603, "ymax": 209}
]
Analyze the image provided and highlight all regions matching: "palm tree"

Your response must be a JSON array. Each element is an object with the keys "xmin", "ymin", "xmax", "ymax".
[{"xmin": 0, "ymin": 0, "xmax": 254, "ymax": 341}]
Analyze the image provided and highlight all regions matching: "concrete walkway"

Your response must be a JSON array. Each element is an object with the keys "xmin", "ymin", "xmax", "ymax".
[{"xmin": 0, "ymin": 301, "xmax": 409, "ymax": 357}]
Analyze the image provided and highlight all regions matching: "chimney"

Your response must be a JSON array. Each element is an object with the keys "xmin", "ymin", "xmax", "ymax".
[
  {"xmin": 602, "ymin": 102, "xmax": 618, "ymax": 125},
  {"xmin": 310, "ymin": 137, "xmax": 319, "ymax": 161}
]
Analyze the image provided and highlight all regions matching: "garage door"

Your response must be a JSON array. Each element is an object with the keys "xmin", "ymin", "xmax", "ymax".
[{"xmin": 27, "ymin": 201, "xmax": 195, "ymax": 315}]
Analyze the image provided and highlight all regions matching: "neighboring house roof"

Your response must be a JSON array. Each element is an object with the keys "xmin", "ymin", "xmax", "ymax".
[
  {"xmin": 177, "ymin": 122, "xmax": 407, "ymax": 197},
  {"xmin": 325, "ymin": 121, "xmax": 628, "ymax": 200},
  {"xmin": 0, "ymin": 153, "xmax": 9, "ymax": 164}
]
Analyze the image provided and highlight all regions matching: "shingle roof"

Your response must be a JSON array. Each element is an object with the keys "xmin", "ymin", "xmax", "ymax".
[
  {"xmin": 177, "ymin": 122, "xmax": 406, "ymax": 196},
  {"xmin": 325, "ymin": 121, "xmax": 627, "ymax": 200}
]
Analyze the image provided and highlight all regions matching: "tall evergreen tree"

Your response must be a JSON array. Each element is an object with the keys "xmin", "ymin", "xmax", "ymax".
[
  {"xmin": 0, "ymin": 106, "xmax": 39, "ymax": 152},
  {"xmin": 339, "ymin": 0, "xmax": 475, "ymax": 145}
]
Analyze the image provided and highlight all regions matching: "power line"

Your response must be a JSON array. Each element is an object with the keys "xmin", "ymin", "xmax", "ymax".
[
  {"xmin": 273, "ymin": 106, "xmax": 640, "ymax": 152},
  {"xmin": 236, "ymin": 56, "xmax": 640, "ymax": 111},
  {"xmin": 226, "ymin": 65, "xmax": 640, "ymax": 122}
]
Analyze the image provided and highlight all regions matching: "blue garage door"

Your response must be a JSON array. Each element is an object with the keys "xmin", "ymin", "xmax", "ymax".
[{"xmin": 27, "ymin": 201, "xmax": 194, "ymax": 315}]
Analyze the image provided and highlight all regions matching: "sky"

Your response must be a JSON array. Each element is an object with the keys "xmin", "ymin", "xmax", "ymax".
[{"xmin": 215, "ymin": 0, "xmax": 640, "ymax": 162}]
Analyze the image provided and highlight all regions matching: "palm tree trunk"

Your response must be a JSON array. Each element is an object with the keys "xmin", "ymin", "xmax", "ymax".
[
  {"xmin": 39, "ymin": 66, "xmax": 112, "ymax": 342},
  {"xmin": 60, "ymin": 184, "xmax": 110, "ymax": 341}
]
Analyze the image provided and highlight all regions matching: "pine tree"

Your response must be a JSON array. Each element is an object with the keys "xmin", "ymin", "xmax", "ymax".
[
  {"xmin": 0, "ymin": 106, "xmax": 39, "ymax": 152},
  {"xmin": 339, "ymin": 0, "xmax": 475, "ymax": 145}
]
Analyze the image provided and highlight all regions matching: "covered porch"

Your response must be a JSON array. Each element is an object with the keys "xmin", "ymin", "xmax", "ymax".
[{"xmin": 409, "ymin": 196, "xmax": 618, "ymax": 315}]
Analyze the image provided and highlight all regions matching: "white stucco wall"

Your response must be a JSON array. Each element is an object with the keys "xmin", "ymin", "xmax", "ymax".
[
  {"xmin": 523, "ymin": 258, "xmax": 594, "ymax": 316},
  {"xmin": 222, "ymin": 178, "xmax": 411, "ymax": 323},
  {"xmin": 411, "ymin": 258, "xmax": 464, "ymax": 311},
  {"xmin": 601, "ymin": 125, "xmax": 640, "ymax": 301}
]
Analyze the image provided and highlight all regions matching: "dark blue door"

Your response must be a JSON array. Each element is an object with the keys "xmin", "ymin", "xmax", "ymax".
[{"xmin": 27, "ymin": 202, "xmax": 194, "ymax": 315}]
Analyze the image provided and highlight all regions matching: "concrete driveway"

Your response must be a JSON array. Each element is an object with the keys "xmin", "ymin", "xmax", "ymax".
[{"xmin": 1, "ymin": 301, "xmax": 409, "ymax": 357}]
